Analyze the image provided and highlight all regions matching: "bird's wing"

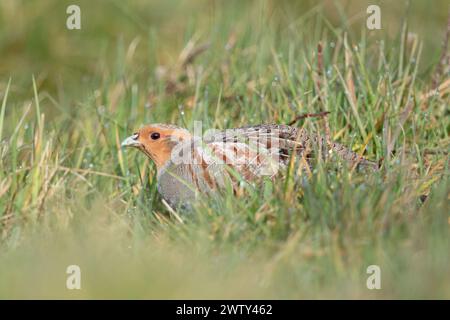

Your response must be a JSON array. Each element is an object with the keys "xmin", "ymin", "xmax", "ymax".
[
  {"xmin": 202, "ymin": 140, "xmax": 282, "ymax": 180},
  {"xmin": 168, "ymin": 124, "xmax": 377, "ymax": 196},
  {"xmin": 205, "ymin": 124, "xmax": 378, "ymax": 170},
  {"xmin": 167, "ymin": 138, "xmax": 280, "ymax": 193},
  {"xmin": 204, "ymin": 124, "xmax": 314, "ymax": 164}
]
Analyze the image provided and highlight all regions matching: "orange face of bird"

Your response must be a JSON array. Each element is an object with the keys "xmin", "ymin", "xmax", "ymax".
[{"xmin": 121, "ymin": 124, "xmax": 191, "ymax": 170}]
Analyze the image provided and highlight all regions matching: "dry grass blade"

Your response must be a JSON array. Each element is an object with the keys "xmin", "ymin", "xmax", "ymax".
[
  {"xmin": 0, "ymin": 78, "xmax": 11, "ymax": 144},
  {"xmin": 432, "ymin": 10, "xmax": 450, "ymax": 89},
  {"xmin": 162, "ymin": 199, "xmax": 184, "ymax": 224},
  {"xmin": 288, "ymin": 111, "xmax": 330, "ymax": 125}
]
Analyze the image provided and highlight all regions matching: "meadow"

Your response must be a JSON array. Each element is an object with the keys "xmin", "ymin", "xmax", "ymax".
[{"xmin": 0, "ymin": 0, "xmax": 449, "ymax": 299}]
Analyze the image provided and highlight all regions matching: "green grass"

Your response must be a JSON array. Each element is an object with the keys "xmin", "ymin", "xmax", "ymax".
[{"xmin": 0, "ymin": 0, "xmax": 449, "ymax": 299}]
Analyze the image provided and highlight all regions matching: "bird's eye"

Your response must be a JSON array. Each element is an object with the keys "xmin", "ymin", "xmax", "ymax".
[{"xmin": 150, "ymin": 132, "xmax": 160, "ymax": 140}]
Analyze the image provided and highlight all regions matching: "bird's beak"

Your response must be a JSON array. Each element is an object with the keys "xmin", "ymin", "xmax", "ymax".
[{"xmin": 121, "ymin": 133, "xmax": 142, "ymax": 148}]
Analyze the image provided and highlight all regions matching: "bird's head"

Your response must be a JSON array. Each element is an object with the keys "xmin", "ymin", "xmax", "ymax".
[{"xmin": 121, "ymin": 124, "xmax": 191, "ymax": 169}]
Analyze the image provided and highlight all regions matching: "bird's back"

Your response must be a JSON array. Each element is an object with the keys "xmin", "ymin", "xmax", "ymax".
[{"xmin": 206, "ymin": 124, "xmax": 378, "ymax": 170}]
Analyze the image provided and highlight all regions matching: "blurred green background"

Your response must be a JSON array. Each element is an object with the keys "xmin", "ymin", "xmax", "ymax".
[{"xmin": 1, "ymin": 0, "xmax": 448, "ymax": 102}]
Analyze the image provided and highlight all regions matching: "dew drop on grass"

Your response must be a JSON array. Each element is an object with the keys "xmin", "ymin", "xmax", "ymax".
[
  {"xmin": 98, "ymin": 105, "xmax": 105, "ymax": 114},
  {"xmin": 271, "ymin": 76, "xmax": 279, "ymax": 87},
  {"xmin": 178, "ymin": 104, "xmax": 185, "ymax": 116}
]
